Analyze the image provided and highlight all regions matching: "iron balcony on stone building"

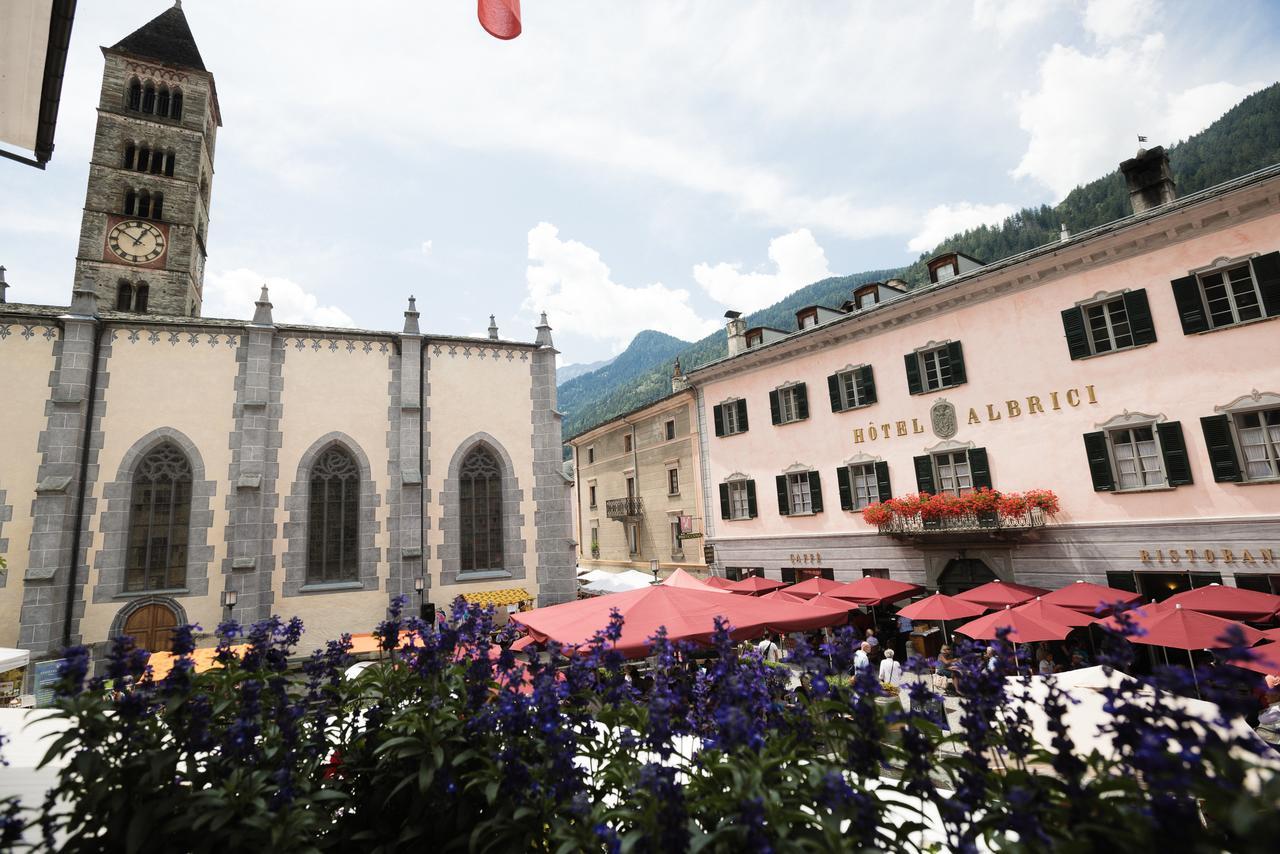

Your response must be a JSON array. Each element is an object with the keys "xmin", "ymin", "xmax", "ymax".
[{"xmin": 605, "ymin": 497, "xmax": 645, "ymax": 520}]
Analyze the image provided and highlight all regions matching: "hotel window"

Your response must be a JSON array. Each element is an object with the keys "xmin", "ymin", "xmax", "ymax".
[
  {"xmin": 725, "ymin": 567, "xmax": 763, "ymax": 581},
  {"xmin": 913, "ymin": 448, "xmax": 991, "ymax": 496},
  {"xmin": 719, "ymin": 479, "xmax": 757, "ymax": 520},
  {"xmin": 665, "ymin": 419, "xmax": 676, "ymax": 441},
  {"xmin": 837, "ymin": 461, "xmax": 891, "ymax": 511},
  {"xmin": 1202, "ymin": 407, "xmax": 1280, "ymax": 483},
  {"xmin": 770, "ymin": 383, "xmax": 809, "ymax": 425},
  {"xmin": 1171, "ymin": 253, "xmax": 1280, "ymax": 334},
  {"xmin": 828, "ymin": 365, "xmax": 876, "ymax": 412},
  {"xmin": 863, "ymin": 568, "xmax": 890, "ymax": 579},
  {"xmin": 667, "ymin": 467, "xmax": 680, "ymax": 495},
  {"xmin": 776, "ymin": 471, "xmax": 823, "ymax": 516},
  {"xmin": 1236, "ymin": 575, "xmax": 1280, "ymax": 595},
  {"xmin": 1062, "ymin": 290, "xmax": 1156, "ymax": 359},
  {"xmin": 623, "ymin": 434, "xmax": 632, "ymax": 453},
  {"xmin": 905, "ymin": 341, "xmax": 966, "ymax": 395},
  {"xmin": 713, "ymin": 399, "xmax": 750, "ymax": 437},
  {"xmin": 787, "ymin": 567, "xmax": 834, "ymax": 583},
  {"xmin": 1083, "ymin": 421, "xmax": 1191, "ymax": 492}
]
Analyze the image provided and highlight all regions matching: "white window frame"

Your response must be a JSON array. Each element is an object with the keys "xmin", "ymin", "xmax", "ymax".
[
  {"xmin": 1197, "ymin": 259, "xmax": 1265, "ymax": 329},
  {"xmin": 919, "ymin": 346, "xmax": 952, "ymax": 392},
  {"xmin": 1081, "ymin": 294, "xmax": 1134, "ymax": 354},
  {"xmin": 722, "ymin": 400, "xmax": 744, "ymax": 436},
  {"xmin": 787, "ymin": 472, "xmax": 813, "ymax": 515},
  {"xmin": 727, "ymin": 480, "xmax": 751, "ymax": 520},
  {"xmin": 1107, "ymin": 424, "xmax": 1167, "ymax": 491},
  {"xmin": 1233, "ymin": 406, "xmax": 1280, "ymax": 482},
  {"xmin": 848, "ymin": 462, "xmax": 880, "ymax": 510},
  {"xmin": 835, "ymin": 366, "xmax": 869, "ymax": 410},
  {"xmin": 778, "ymin": 385, "xmax": 803, "ymax": 424},
  {"xmin": 932, "ymin": 450, "xmax": 973, "ymax": 497}
]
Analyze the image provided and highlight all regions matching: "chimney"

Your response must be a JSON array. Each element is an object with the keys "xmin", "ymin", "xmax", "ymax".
[
  {"xmin": 1119, "ymin": 146, "xmax": 1176, "ymax": 214},
  {"xmin": 724, "ymin": 310, "xmax": 747, "ymax": 357},
  {"xmin": 671, "ymin": 357, "xmax": 689, "ymax": 393}
]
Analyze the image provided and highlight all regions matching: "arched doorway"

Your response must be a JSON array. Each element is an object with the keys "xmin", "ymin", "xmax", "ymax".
[
  {"xmin": 937, "ymin": 558, "xmax": 997, "ymax": 596},
  {"xmin": 121, "ymin": 602, "xmax": 178, "ymax": 653}
]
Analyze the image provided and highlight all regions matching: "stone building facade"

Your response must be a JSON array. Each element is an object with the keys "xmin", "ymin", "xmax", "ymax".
[
  {"xmin": 0, "ymin": 6, "xmax": 575, "ymax": 666},
  {"xmin": 569, "ymin": 365, "xmax": 708, "ymax": 577}
]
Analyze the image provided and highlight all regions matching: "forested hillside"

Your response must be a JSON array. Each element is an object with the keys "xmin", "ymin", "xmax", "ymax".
[{"xmin": 561, "ymin": 81, "xmax": 1280, "ymax": 446}]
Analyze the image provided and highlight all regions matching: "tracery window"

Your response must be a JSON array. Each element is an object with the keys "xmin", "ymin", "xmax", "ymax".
[
  {"xmin": 459, "ymin": 446, "xmax": 503, "ymax": 573},
  {"xmin": 125, "ymin": 443, "xmax": 193, "ymax": 592},
  {"xmin": 306, "ymin": 446, "xmax": 360, "ymax": 584}
]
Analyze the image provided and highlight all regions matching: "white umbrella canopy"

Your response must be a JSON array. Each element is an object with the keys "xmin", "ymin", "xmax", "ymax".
[{"xmin": 583, "ymin": 570, "xmax": 654, "ymax": 595}]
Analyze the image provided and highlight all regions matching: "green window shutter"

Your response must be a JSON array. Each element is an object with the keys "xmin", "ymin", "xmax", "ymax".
[
  {"xmin": 913, "ymin": 455, "xmax": 935, "ymax": 494},
  {"xmin": 795, "ymin": 383, "xmax": 809, "ymax": 420},
  {"xmin": 808, "ymin": 471, "xmax": 823, "ymax": 513},
  {"xmin": 859, "ymin": 365, "xmax": 877, "ymax": 405},
  {"xmin": 1061, "ymin": 306, "xmax": 1090, "ymax": 359},
  {"xmin": 769, "ymin": 390, "xmax": 782, "ymax": 425},
  {"xmin": 1123, "ymin": 289, "xmax": 1157, "ymax": 346},
  {"xmin": 1199, "ymin": 415, "xmax": 1241, "ymax": 483},
  {"xmin": 775, "ymin": 475, "xmax": 790, "ymax": 515},
  {"xmin": 968, "ymin": 447, "xmax": 991, "ymax": 490},
  {"xmin": 828, "ymin": 373, "xmax": 843, "ymax": 412},
  {"xmin": 1170, "ymin": 275, "xmax": 1209, "ymax": 334},
  {"xmin": 1157, "ymin": 421, "xmax": 1193, "ymax": 486},
  {"xmin": 736, "ymin": 399, "xmax": 749, "ymax": 432},
  {"xmin": 746, "ymin": 480, "xmax": 758, "ymax": 518},
  {"xmin": 1253, "ymin": 251, "xmax": 1280, "ymax": 317},
  {"xmin": 874, "ymin": 460, "xmax": 892, "ymax": 501},
  {"xmin": 904, "ymin": 352, "xmax": 923, "ymax": 395},
  {"xmin": 946, "ymin": 341, "xmax": 967, "ymax": 385},
  {"xmin": 1083, "ymin": 431, "xmax": 1115, "ymax": 492},
  {"xmin": 713, "ymin": 404, "xmax": 725, "ymax": 437},
  {"xmin": 836, "ymin": 466, "xmax": 853, "ymax": 511},
  {"xmin": 719, "ymin": 483, "xmax": 731, "ymax": 519}
]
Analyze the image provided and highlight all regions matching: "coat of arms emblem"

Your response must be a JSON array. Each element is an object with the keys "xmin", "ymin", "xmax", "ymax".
[{"xmin": 930, "ymin": 399, "xmax": 958, "ymax": 439}]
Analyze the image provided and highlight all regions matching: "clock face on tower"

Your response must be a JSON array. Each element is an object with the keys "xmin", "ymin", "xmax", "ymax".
[{"xmin": 107, "ymin": 220, "xmax": 167, "ymax": 264}]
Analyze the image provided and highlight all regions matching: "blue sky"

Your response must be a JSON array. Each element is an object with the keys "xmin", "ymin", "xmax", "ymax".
[{"xmin": 2, "ymin": 0, "xmax": 1276, "ymax": 365}]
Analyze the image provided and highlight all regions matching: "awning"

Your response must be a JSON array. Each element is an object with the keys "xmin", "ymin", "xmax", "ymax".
[
  {"xmin": 0, "ymin": 0, "xmax": 75, "ymax": 168},
  {"xmin": 460, "ymin": 587, "xmax": 534, "ymax": 607},
  {"xmin": 0, "ymin": 648, "xmax": 31, "ymax": 672}
]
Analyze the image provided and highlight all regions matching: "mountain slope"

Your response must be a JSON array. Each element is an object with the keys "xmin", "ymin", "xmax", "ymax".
[
  {"xmin": 560, "ymin": 81, "xmax": 1280, "ymax": 443},
  {"xmin": 557, "ymin": 356, "xmax": 614, "ymax": 384},
  {"xmin": 559, "ymin": 330, "xmax": 693, "ymax": 436}
]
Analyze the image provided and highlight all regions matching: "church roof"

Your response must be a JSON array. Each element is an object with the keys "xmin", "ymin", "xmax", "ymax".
[{"xmin": 112, "ymin": 3, "xmax": 205, "ymax": 71}]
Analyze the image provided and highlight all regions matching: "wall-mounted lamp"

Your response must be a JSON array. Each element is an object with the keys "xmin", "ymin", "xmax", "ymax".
[
  {"xmin": 221, "ymin": 588, "xmax": 238, "ymax": 612},
  {"xmin": 414, "ymin": 576, "xmax": 426, "ymax": 594},
  {"xmin": 649, "ymin": 559, "xmax": 660, "ymax": 583}
]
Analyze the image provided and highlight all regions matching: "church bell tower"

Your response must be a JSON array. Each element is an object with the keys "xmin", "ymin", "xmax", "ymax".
[{"xmin": 73, "ymin": 1, "xmax": 220, "ymax": 317}]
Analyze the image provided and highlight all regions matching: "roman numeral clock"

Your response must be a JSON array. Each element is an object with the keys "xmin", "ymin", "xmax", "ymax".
[{"xmin": 103, "ymin": 214, "xmax": 169, "ymax": 267}]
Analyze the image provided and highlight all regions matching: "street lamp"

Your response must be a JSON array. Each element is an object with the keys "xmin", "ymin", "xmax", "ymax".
[
  {"xmin": 650, "ymin": 559, "xmax": 660, "ymax": 584},
  {"xmin": 221, "ymin": 588, "xmax": 238, "ymax": 619},
  {"xmin": 413, "ymin": 575, "xmax": 433, "ymax": 624}
]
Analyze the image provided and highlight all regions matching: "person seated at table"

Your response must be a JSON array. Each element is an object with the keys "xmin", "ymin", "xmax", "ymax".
[
  {"xmin": 878, "ymin": 648, "xmax": 903, "ymax": 686},
  {"xmin": 936, "ymin": 645, "xmax": 960, "ymax": 695},
  {"xmin": 1069, "ymin": 652, "xmax": 1087, "ymax": 671}
]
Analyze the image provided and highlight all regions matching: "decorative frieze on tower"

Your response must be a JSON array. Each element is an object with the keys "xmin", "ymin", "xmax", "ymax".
[{"xmin": 72, "ymin": 2, "xmax": 220, "ymax": 317}]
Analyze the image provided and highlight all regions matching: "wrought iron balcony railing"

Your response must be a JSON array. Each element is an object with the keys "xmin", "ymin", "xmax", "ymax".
[
  {"xmin": 605, "ymin": 497, "xmax": 644, "ymax": 519},
  {"xmin": 877, "ymin": 507, "xmax": 1046, "ymax": 536}
]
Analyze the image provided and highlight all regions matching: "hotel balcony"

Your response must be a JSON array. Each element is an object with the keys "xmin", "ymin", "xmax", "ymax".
[
  {"xmin": 606, "ymin": 497, "xmax": 644, "ymax": 520},
  {"xmin": 878, "ymin": 507, "xmax": 1047, "ymax": 539}
]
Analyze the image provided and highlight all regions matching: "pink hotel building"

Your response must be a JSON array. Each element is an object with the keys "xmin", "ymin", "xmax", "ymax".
[{"xmin": 686, "ymin": 149, "xmax": 1280, "ymax": 602}]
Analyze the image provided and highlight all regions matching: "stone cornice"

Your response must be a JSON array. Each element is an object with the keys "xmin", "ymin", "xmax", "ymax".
[{"xmin": 689, "ymin": 166, "xmax": 1280, "ymax": 385}]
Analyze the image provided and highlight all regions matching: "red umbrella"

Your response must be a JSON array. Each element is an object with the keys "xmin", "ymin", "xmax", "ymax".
[
  {"xmin": 828, "ymin": 577, "xmax": 925, "ymax": 606},
  {"xmin": 662, "ymin": 568, "xmax": 731, "ymax": 593},
  {"xmin": 1097, "ymin": 603, "xmax": 1264, "ymax": 649},
  {"xmin": 955, "ymin": 581, "xmax": 1049, "ymax": 609},
  {"xmin": 726, "ymin": 576, "xmax": 788, "ymax": 596},
  {"xmin": 1229, "ymin": 640, "xmax": 1280, "ymax": 677},
  {"xmin": 1040, "ymin": 580, "xmax": 1143, "ymax": 615},
  {"xmin": 761, "ymin": 589, "xmax": 855, "ymax": 620},
  {"xmin": 703, "ymin": 576, "xmax": 737, "ymax": 590},
  {"xmin": 896, "ymin": 594, "xmax": 987, "ymax": 622},
  {"xmin": 956, "ymin": 606, "xmax": 1074, "ymax": 644},
  {"xmin": 510, "ymin": 585, "xmax": 843, "ymax": 659},
  {"xmin": 1261, "ymin": 628, "xmax": 1280, "ymax": 643},
  {"xmin": 785, "ymin": 577, "xmax": 846, "ymax": 599},
  {"xmin": 1013, "ymin": 597, "xmax": 1097, "ymax": 628},
  {"xmin": 1162, "ymin": 584, "xmax": 1280, "ymax": 623},
  {"xmin": 478, "ymin": 0, "xmax": 521, "ymax": 39}
]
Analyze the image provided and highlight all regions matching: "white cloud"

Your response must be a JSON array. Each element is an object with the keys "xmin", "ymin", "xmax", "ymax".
[
  {"xmin": 204, "ymin": 268, "xmax": 355, "ymax": 327},
  {"xmin": 421, "ymin": 240, "xmax": 433, "ymax": 256},
  {"xmin": 693, "ymin": 229, "xmax": 832, "ymax": 314},
  {"xmin": 1011, "ymin": 34, "xmax": 1259, "ymax": 198},
  {"xmin": 1083, "ymin": 0, "xmax": 1158, "ymax": 43},
  {"xmin": 907, "ymin": 202, "xmax": 1017, "ymax": 252},
  {"xmin": 522, "ymin": 223, "xmax": 718, "ymax": 350},
  {"xmin": 972, "ymin": 0, "xmax": 1063, "ymax": 42}
]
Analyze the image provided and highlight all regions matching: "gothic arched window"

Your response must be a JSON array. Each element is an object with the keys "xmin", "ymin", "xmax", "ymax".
[
  {"xmin": 156, "ymin": 87, "xmax": 171, "ymax": 117},
  {"xmin": 164, "ymin": 151, "xmax": 175, "ymax": 177},
  {"xmin": 124, "ymin": 190, "xmax": 137, "ymax": 216},
  {"xmin": 123, "ymin": 143, "xmax": 136, "ymax": 170},
  {"xmin": 127, "ymin": 79, "xmax": 142, "ymax": 111},
  {"xmin": 125, "ymin": 442, "xmax": 193, "ymax": 592},
  {"xmin": 151, "ymin": 192, "xmax": 164, "ymax": 220},
  {"xmin": 142, "ymin": 84, "xmax": 156, "ymax": 114},
  {"xmin": 306, "ymin": 446, "xmax": 359, "ymax": 584},
  {"xmin": 170, "ymin": 90, "xmax": 183, "ymax": 120},
  {"xmin": 138, "ymin": 190, "xmax": 151, "ymax": 218},
  {"xmin": 134, "ymin": 283, "xmax": 149, "ymax": 313},
  {"xmin": 116, "ymin": 282, "xmax": 133, "ymax": 311},
  {"xmin": 459, "ymin": 446, "xmax": 503, "ymax": 573}
]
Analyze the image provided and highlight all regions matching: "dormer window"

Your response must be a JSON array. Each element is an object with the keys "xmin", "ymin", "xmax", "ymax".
[
  {"xmin": 745, "ymin": 330, "xmax": 763, "ymax": 348},
  {"xmin": 797, "ymin": 309, "xmax": 818, "ymax": 330}
]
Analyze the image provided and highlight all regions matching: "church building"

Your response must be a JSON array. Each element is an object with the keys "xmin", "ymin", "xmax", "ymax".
[{"xmin": 0, "ymin": 4, "xmax": 576, "ymax": 666}]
